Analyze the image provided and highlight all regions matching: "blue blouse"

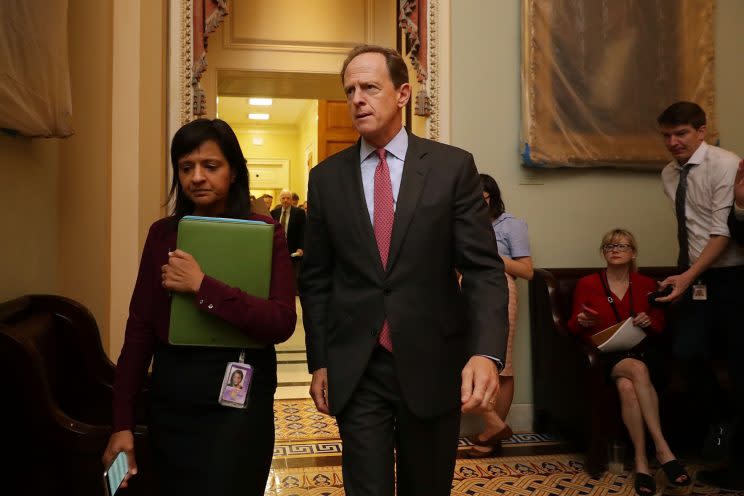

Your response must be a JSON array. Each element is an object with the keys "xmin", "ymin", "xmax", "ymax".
[{"xmin": 492, "ymin": 212, "xmax": 531, "ymax": 258}]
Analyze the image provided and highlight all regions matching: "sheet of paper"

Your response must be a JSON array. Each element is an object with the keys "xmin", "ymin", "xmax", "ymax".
[{"xmin": 596, "ymin": 317, "xmax": 646, "ymax": 352}]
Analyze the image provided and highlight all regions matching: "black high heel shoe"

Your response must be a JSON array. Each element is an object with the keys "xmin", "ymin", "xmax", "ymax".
[
  {"xmin": 634, "ymin": 473, "xmax": 656, "ymax": 495},
  {"xmin": 633, "ymin": 472, "xmax": 656, "ymax": 496},
  {"xmin": 660, "ymin": 459, "xmax": 691, "ymax": 486}
]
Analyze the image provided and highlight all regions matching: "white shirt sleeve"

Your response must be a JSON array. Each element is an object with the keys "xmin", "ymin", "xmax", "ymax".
[{"xmin": 709, "ymin": 159, "xmax": 737, "ymax": 237}]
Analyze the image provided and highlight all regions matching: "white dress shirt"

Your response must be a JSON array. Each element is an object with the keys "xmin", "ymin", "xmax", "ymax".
[
  {"xmin": 359, "ymin": 126, "xmax": 408, "ymax": 224},
  {"xmin": 661, "ymin": 141, "xmax": 744, "ymax": 268}
]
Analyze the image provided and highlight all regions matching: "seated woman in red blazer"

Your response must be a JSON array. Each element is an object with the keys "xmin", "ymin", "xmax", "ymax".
[{"xmin": 568, "ymin": 229, "xmax": 689, "ymax": 495}]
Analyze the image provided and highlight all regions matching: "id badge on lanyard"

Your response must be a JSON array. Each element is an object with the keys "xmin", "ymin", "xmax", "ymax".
[
  {"xmin": 218, "ymin": 350, "xmax": 253, "ymax": 409},
  {"xmin": 692, "ymin": 281, "xmax": 708, "ymax": 301}
]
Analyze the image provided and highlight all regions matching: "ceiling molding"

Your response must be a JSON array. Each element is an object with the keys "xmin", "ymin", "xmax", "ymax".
[{"xmin": 223, "ymin": 0, "xmax": 373, "ymax": 53}]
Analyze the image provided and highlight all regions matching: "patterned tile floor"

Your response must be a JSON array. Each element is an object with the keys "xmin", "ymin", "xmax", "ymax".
[{"xmin": 269, "ymin": 399, "xmax": 743, "ymax": 495}]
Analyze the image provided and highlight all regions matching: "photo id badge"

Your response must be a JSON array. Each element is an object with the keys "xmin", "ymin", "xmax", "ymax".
[
  {"xmin": 218, "ymin": 362, "xmax": 253, "ymax": 409},
  {"xmin": 692, "ymin": 283, "xmax": 707, "ymax": 301}
]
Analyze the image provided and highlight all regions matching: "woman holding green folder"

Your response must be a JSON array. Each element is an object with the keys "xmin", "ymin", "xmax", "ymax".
[{"xmin": 103, "ymin": 119, "xmax": 297, "ymax": 494}]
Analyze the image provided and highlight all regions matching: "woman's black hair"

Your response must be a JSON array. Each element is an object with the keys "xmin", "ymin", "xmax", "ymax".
[
  {"xmin": 168, "ymin": 118, "xmax": 251, "ymax": 220},
  {"xmin": 479, "ymin": 173, "xmax": 505, "ymax": 220}
]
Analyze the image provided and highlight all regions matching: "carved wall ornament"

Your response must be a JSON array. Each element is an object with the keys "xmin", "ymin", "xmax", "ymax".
[
  {"xmin": 192, "ymin": 0, "xmax": 229, "ymax": 116},
  {"xmin": 399, "ymin": 0, "xmax": 432, "ymax": 118}
]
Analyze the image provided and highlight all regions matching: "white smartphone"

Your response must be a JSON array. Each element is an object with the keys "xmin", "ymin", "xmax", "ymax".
[{"xmin": 103, "ymin": 451, "xmax": 129, "ymax": 496}]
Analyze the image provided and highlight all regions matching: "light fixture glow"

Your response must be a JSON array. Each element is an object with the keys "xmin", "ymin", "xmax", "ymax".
[
  {"xmin": 248, "ymin": 113, "xmax": 270, "ymax": 120},
  {"xmin": 252, "ymin": 137, "xmax": 264, "ymax": 145},
  {"xmin": 248, "ymin": 98, "xmax": 272, "ymax": 106}
]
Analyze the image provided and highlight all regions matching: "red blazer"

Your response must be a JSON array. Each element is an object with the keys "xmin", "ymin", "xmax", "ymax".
[{"xmin": 567, "ymin": 271, "xmax": 664, "ymax": 342}]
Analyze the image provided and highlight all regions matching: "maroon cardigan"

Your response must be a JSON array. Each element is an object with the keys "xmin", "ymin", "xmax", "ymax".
[{"xmin": 112, "ymin": 215, "xmax": 297, "ymax": 431}]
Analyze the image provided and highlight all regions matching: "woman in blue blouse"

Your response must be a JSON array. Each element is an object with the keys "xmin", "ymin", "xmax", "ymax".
[{"xmin": 466, "ymin": 174, "xmax": 533, "ymax": 457}]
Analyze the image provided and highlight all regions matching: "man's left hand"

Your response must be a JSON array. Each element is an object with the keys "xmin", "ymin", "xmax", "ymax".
[
  {"xmin": 460, "ymin": 355, "xmax": 500, "ymax": 413},
  {"xmin": 657, "ymin": 272, "xmax": 693, "ymax": 302}
]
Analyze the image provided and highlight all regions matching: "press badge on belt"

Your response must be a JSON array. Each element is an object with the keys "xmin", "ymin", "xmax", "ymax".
[{"xmin": 692, "ymin": 282, "xmax": 707, "ymax": 301}]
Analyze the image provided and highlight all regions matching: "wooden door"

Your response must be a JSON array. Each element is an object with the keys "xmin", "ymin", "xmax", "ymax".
[{"xmin": 317, "ymin": 100, "xmax": 359, "ymax": 161}]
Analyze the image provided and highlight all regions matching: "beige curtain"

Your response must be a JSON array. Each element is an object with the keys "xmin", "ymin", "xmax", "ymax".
[
  {"xmin": 522, "ymin": 0, "xmax": 715, "ymax": 169},
  {"xmin": 0, "ymin": 0, "xmax": 72, "ymax": 138}
]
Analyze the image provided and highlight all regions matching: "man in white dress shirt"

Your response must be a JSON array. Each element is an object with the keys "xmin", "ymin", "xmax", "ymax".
[{"xmin": 656, "ymin": 101, "xmax": 744, "ymax": 490}]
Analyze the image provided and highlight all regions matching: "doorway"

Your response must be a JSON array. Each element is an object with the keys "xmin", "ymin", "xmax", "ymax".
[{"xmin": 217, "ymin": 71, "xmax": 360, "ymax": 400}]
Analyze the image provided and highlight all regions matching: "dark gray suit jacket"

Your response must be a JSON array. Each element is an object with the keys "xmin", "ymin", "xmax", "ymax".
[{"xmin": 300, "ymin": 132, "xmax": 508, "ymax": 418}]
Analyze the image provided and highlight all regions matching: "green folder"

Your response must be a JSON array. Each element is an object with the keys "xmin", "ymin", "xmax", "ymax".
[{"xmin": 168, "ymin": 216, "xmax": 274, "ymax": 348}]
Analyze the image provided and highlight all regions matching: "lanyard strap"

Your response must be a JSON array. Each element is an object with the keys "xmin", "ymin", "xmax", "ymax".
[{"xmin": 598, "ymin": 271, "xmax": 635, "ymax": 323}]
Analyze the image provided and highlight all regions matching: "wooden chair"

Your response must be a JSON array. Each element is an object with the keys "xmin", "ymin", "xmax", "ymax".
[{"xmin": 0, "ymin": 295, "xmax": 153, "ymax": 495}]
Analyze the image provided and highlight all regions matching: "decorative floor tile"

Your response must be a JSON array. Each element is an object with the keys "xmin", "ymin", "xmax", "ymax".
[{"xmin": 269, "ymin": 399, "xmax": 743, "ymax": 495}]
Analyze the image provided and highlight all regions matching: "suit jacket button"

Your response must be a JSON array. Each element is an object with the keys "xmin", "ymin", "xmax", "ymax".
[{"xmin": 383, "ymin": 288, "xmax": 391, "ymax": 295}]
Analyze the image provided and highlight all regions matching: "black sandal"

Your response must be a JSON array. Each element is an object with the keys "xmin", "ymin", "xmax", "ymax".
[
  {"xmin": 661, "ymin": 459, "xmax": 691, "ymax": 486},
  {"xmin": 634, "ymin": 473, "xmax": 656, "ymax": 495}
]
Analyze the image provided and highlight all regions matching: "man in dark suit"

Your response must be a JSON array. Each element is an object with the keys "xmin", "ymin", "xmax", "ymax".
[
  {"xmin": 299, "ymin": 45, "xmax": 508, "ymax": 496},
  {"xmin": 271, "ymin": 189, "xmax": 306, "ymax": 284}
]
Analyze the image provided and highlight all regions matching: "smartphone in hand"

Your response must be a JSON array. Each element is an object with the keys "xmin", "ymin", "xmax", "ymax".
[
  {"xmin": 103, "ymin": 451, "xmax": 129, "ymax": 496},
  {"xmin": 582, "ymin": 304, "xmax": 599, "ymax": 315}
]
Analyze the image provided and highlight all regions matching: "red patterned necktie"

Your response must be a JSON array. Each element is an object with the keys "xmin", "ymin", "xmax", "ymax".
[{"xmin": 374, "ymin": 148, "xmax": 394, "ymax": 352}]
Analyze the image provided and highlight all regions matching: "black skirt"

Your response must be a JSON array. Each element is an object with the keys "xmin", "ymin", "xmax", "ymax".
[
  {"xmin": 600, "ymin": 337, "xmax": 666, "ymax": 386},
  {"xmin": 148, "ymin": 344, "xmax": 277, "ymax": 495}
]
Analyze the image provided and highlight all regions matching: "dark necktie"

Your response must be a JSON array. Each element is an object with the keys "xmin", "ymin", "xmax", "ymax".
[
  {"xmin": 280, "ymin": 208, "xmax": 288, "ymax": 234},
  {"xmin": 675, "ymin": 165, "xmax": 691, "ymax": 268},
  {"xmin": 373, "ymin": 148, "xmax": 394, "ymax": 352}
]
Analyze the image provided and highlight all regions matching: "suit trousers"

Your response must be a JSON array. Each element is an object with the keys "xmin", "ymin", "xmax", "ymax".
[
  {"xmin": 670, "ymin": 265, "xmax": 744, "ymax": 458},
  {"xmin": 335, "ymin": 347, "xmax": 461, "ymax": 496}
]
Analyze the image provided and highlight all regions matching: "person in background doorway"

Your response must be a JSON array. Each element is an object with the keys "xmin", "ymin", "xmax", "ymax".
[
  {"xmin": 260, "ymin": 194, "xmax": 273, "ymax": 211},
  {"xmin": 291, "ymin": 192, "xmax": 300, "ymax": 207},
  {"xmin": 271, "ymin": 189, "xmax": 306, "ymax": 288}
]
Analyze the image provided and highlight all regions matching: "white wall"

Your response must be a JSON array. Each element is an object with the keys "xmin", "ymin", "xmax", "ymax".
[
  {"xmin": 450, "ymin": 0, "xmax": 744, "ymax": 406},
  {"xmin": 296, "ymin": 100, "xmax": 319, "ymax": 201}
]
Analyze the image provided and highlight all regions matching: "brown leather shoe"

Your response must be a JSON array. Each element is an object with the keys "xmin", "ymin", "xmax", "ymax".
[
  {"xmin": 461, "ymin": 443, "xmax": 499, "ymax": 458},
  {"xmin": 466, "ymin": 424, "xmax": 514, "ymax": 447}
]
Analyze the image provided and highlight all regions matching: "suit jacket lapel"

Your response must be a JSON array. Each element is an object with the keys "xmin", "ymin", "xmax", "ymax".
[
  {"xmin": 342, "ymin": 141, "xmax": 387, "ymax": 277},
  {"xmin": 387, "ymin": 133, "xmax": 430, "ymax": 272}
]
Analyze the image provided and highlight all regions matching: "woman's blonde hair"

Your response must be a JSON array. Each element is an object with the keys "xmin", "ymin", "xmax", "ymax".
[{"xmin": 599, "ymin": 228, "xmax": 638, "ymax": 271}]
